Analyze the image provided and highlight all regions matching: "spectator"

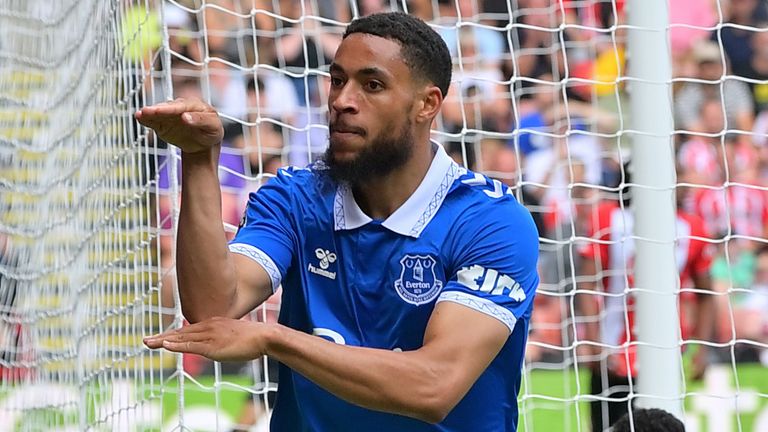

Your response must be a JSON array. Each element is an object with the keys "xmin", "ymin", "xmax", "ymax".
[
  {"xmin": 508, "ymin": 0, "xmax": 563, "ymax": 83},
  {"xmin": 234, "ymin": 78, "xmax": 286, "ymax": 176},
  {"xmin": 677, "ymin": 98, "xmax": 726, "ymax": 187},
  {"xmin": 577, "ymin": 164, "xmax": 714, "ymax": 430},
  {"xmin": 441, "ymin": 27, "xmax": 511, "ymax": 133},
  {"xmin": 523, "ymin": 116, "xmax": 603, "ymax": 235},
  {"xmin": 674, "ymin": 40, "xmax": 754, "ymax": 136},
  {"xmin": 709, "ymin": 239, "xmax": 760, "ymax": 348},
  {"xmin": 353, "ymin": 0, "xmax": 396, "ymax": 16},
  {"xmin": 714, "ymin": 0, "xmax": 768, "ymax": 79},
  {"xmin": 687, "ymin": 135, "xmax": 767, "ymax": 240},
  {"xmin": 274, "ymin": 0, "xmax": 342, "ymax": 106},
  {"xmin": 749, "ymin": 24, "xmax": 768, "ymax": 112},
  {"xmin": 207, "ymin": 46, "xmax": 249, "ymax": 121},
  {"xmin": 165, "ymin": 2, "xmax": 202, "ymax": 63},
  {"xmin": 669, "ymin": 0, "xmax": 717, "ymax": 76},
  {"xmin": 731, "ymin": 244, "xmax": 768, "ymax": 364},
  {"xmin": 514, "ymin": 74, "xmax": 619, "ymax": 157},
  {"xmin": 434, "ymin": 0, "xmax": 506, "ymax": 68}
]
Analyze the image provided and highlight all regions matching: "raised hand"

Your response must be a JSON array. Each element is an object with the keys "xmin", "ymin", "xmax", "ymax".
[
  {"xmin": 143, "ymin": 316, "xmax": 271, "ymax": 362},
  {"xmin": 134, "ymin": 98, "xmax": 224, "ymax": 154}
]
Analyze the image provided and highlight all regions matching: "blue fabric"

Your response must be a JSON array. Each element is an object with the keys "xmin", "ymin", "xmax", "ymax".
[
  {"xmin": 231, "ymin": 164, "xmax": 539, "ymax": 432},
  {"xmin": 512, "ymin": 112, "xmax": 548, "ymax": 155}
]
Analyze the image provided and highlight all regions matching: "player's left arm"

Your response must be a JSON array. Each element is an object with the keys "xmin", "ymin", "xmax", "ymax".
[
  {"xmin": 144, "ymin": 295, "xmax": 509, "ymax": 423},
  {"xmin": 275, "ymin": 301, "xmax": 510, "ymax": 423}
]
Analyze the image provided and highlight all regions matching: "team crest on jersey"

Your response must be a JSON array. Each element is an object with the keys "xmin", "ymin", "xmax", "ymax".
[{"xmin": 394, "ymin": 255, "xmax": 443, "ymax": 305}]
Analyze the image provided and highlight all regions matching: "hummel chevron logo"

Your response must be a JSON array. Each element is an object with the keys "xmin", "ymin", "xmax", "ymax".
[{"xmin": 308, "ymin": 248, "xmax": 337, "ymax": 280}]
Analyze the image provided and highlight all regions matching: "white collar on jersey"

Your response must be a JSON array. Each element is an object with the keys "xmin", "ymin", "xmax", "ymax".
[{"xmin": 333, "ymin": 142, "xmax": 462, "ymax": 238}]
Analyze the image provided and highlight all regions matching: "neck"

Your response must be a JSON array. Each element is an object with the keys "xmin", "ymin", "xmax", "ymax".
[{"xmin": 353, "ymin": 136, "xmax": 436, "ymax": 220}]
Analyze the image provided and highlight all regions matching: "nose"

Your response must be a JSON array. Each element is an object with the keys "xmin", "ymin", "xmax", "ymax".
[{"xmin": 330, "ymin": 82, "xmax": 359, "ymax": 114}]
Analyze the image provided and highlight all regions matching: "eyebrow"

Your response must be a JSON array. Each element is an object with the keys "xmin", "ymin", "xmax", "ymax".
[{"xmin": 329, "ymin": 63, "xmax": 390, "ymax": 79}]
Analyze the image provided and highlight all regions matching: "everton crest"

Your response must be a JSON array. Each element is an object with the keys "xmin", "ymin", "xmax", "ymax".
[{"xmin": 394, "ymin": 255, "xmax": 443, "ymax": 305}]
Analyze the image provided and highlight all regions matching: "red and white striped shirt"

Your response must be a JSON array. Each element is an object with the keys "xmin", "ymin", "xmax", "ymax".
[
  {"xmin": 690, "ymin": 185, "xmax": 768, "ymax": 239},
  {"xmin": 579, "ymin": 202, "xmax": 714, "ymax": 376}
]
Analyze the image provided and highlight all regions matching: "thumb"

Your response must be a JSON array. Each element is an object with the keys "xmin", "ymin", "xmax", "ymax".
[{"xmin": 191, "ymin": 112, "xmax": 224, "ymax": 135}]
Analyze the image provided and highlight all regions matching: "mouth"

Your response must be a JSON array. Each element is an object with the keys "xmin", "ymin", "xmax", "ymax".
[{"xmin": 329, "ymin": 122, "xmax": 365, "ymax": 136}]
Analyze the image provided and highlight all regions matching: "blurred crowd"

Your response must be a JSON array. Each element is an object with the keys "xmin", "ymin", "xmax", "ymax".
[{"xmin": 125, "ymin": 0, "xmax": 768, "ymax": 424}]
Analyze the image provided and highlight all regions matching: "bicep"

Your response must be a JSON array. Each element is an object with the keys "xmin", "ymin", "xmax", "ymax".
[
  {"xmin": 228, "ymin": 253, "xmax": 275, "ymax": 319},
  {"xmin": 418, "ymin": 302, "xmax": 510, "ymax": 407}
]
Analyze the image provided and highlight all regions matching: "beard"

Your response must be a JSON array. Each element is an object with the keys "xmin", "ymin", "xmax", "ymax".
[{"xmin": 322, "ymin": 119, "xmax": 414, "ymax": 185}]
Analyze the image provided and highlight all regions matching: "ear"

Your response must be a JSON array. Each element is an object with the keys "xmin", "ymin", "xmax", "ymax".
[{"xmin": 414, "ymin": 85, "xmax": 443, "ymax": 125}]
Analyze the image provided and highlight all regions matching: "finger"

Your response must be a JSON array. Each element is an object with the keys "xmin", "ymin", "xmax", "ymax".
[
  {"xmin": 145, "ymin": 331, "xmax": 206, "ymax": 349},
  {"xmin": 138, "ymin": 104, "xmax": 188, "ymax": 117},
  {"xmin": 138, "ymin": 99, "xmax": 210, "ymax": 117},
  {"xmin": 143, "ymin": 323, "xmax": 210, "ymax": 346},
  {"xmin": 162, "ymin": 339, "xmax": 209, "ymax": 356},
  {"xmin": 143, "ymin": 330, "xmax": 179, "ymax": 349},
  {"xmin": 158, "ymin": 332, "xmax": 207, "ymax": 345},
  {"xmin": 143, "ymin": 337, "xmax": 165, "ymax": 349}
]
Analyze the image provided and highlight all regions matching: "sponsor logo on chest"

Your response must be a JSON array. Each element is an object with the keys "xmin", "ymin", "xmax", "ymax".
[{"xmin": 308, "ymin": 248, "xmax": 337, "ymax": 280}]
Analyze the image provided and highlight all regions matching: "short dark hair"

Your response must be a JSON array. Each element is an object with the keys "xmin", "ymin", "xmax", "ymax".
[
  {"xmin": 612, "ymin": 408, "xmax": 685, "ymax": 432},
  {"xmin": 343, "ymin": 12, "xmax": 452, "ymax": 98}
]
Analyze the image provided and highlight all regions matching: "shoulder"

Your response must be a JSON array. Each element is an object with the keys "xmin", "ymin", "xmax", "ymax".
[
  {"xmin": 448, "ymin": 170, "xmax": 539, "ymax": 244},
  {"xmin": 273, "ymin": 165, "xmax": 317, "ymax": 183},
  {"xmin": 451, "ymin": 170, "xmax": 524, "ymax": 211},
  {"xmin": 260, "ymin": 164, "xmax": 333, "ymax": 193},
  {"xmin": 246, "ymin": 164, "xmax": 336, "ymax": 214}
]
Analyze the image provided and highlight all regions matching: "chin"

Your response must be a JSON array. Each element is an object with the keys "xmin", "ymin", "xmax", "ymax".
[{"xmin": 329, "ymin": 139, "xmax": 365, "ymax": 158}]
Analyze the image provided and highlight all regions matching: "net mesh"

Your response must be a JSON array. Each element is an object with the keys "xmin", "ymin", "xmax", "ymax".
[
  {"xmin": 0, "ymin": 0, "xmax": 168, "ymax": 430},
  {"xmin": 2, "ymin": 0, "xmax": 768, "ymax": 431}
]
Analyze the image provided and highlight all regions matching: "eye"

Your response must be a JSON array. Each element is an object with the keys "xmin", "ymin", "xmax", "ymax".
[
  {"xmin": 330, "ymin": 76, "xmax": 344, "ymax": 88},
  {"xmin": 365, "ymin": 80, "xmax": 384, "ymax": 91}
]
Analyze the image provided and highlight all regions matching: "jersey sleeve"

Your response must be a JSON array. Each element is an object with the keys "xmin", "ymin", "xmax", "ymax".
[
  {"xmin": 437, "ymin": 197, "xmax": 540, "ymax": 333},
  {"xmin": 229, "ymin": 168, "xmax": 299, "ymax": 292}
]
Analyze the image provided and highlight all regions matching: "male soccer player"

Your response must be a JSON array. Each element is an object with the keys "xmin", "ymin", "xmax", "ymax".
[
  {"xmin": 139, "ymin": 12, "xmax": 539, "ymax": 431},
  {"xmin": 578, "ymin": 166, "xmax": 714, "ymax": 431}
]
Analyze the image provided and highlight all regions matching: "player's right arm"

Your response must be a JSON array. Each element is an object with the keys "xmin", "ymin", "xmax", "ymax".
[{"xmin": 135, "ymin": 98, "xmax": 273, "ymax": 322}]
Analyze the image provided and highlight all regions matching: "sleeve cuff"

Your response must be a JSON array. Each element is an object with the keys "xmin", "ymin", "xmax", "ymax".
[
  {"xmin": 436, "ymin": 291, "xmax": 517, "ymax": 333},
  {"xmin": 229, "ymin": 243, "xmax": 282, "ymax": 292}
]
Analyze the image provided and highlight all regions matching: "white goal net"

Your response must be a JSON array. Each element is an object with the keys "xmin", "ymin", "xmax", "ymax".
[
  {"xmin": 0, "ymin": 0, "xmax": 168, "ymax": 430},
  {"xmin": 2, "ymin": 0, "xmax": 768, "ymax": 431}
]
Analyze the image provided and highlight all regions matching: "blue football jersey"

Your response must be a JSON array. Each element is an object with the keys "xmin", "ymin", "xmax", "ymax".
[{"xmin": 230, "ymin": 145, "xmax": 539, "ymax": 432}]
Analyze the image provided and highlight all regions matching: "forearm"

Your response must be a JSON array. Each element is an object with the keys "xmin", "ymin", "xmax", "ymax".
[
  {"xmin": 265, "ymin": 325, "xmax": 450, "ymax": 423},
  {"xmin": 177, "ymin": 148, "xmax": 238, "ymax": 322}
]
